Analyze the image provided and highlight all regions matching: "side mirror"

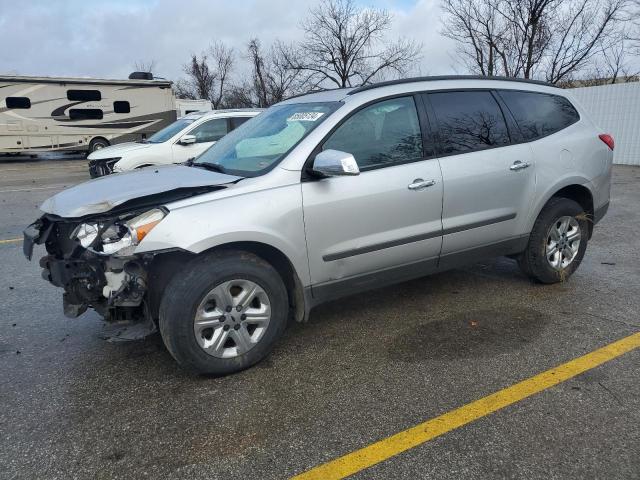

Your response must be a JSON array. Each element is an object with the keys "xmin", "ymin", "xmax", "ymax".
[
  {"xmin": 178, "ymin": 134, "xmax": 196, "ymax": 145},
  {"xmin": 312, "ymin": 149, "xmax": 360, "ymax": 177}
]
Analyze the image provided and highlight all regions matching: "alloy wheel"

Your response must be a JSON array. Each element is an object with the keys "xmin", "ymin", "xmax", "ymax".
[
  {"xmin": 193, "ymin": 279, "xmax": 271, "ymax": 358},
  {"xmin": 545, "ymin": 216, "xmax": 581, "ymax": 270}
]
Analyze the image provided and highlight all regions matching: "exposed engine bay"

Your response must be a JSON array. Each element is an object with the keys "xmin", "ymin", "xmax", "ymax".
[{"xmin": 25, "ymin": 209, "xmax": 166, "ymax": 325}]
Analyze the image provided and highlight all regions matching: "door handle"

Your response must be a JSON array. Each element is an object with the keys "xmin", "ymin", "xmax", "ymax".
[
  {"xmin": 510, "ymin": 160, "xmax": 531, "ymax": 171},
  {"xmin": 408, "ymin": 178, "xmax": 436, "ymax": 190}
]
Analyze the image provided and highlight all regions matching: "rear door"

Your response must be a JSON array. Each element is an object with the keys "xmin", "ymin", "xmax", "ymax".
[
  {"xmin": 230, "ymin": 116, "xmax": 251, "ymax": 130},
  {"xmin": 172, "ymin": 117, "xmax": 229, "ymax": 162},
  {"xmin": 424, "ymin": 90, "xmax": 535, "ymax": 260},
  {"xmin": 302, "ymin": 95, "xmax": 443, "ymax": 293}
]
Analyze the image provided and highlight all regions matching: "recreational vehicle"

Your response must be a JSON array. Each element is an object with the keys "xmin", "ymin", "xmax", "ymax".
[
  {"xmin": 0, "ymin": 74, "xmax": 176, "ymax": 154},
  {"xmin": 175, "ymin": 98, "xmax": 212, "ymax": 118}
]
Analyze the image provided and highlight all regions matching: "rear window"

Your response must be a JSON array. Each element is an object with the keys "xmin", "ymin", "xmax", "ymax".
[
  {"xmin": 67, "ymin": 90, "xmax": 101, "ymax": 101},
  {"xmin": 69, "ymin": 109, "xmax": 103, "ymax": 120},
  {"xmin": 498, "ymin": 90, "xmax": 579, "ymax": 141},
  {"xmin": 5, "ymin": 97, "xmax": 31, "ymax": 109}
]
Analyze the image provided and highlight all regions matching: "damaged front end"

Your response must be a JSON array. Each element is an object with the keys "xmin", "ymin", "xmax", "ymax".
[{"xmin": 24, "ymin": 208, "xmax": 169, "ymax": 337}]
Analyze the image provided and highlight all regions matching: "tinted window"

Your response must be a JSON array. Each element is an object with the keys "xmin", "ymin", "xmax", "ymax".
[
  {"xmin": 69, "ymin": 109, "xmax": 103, "ymax": 120},
  {"xmin": 499, "ymin": 90, "xmax": 579, "ymax": 140},
  {"xmin": 113, "ymin": 101, "xmax": 130, "ymax": 113},
  {"xmin": 324, "ymin": 96, "xmax": 423, "ymax": 170},
  {"xmin": 428, "ymin": 91, "xmax": 510, "ymax": 155},
  {"xmin": 6, "ymin": 97, "xmax": 31, "ymax": 109},
  {"xmin": 67, "ymin": 90, "xmax": 101, "ymax": 101},
  {"xmin": 147, "ymin": 118, "xmax": 196, "ymax": 143},
  {"xmin": 231, "ymin": 117, "xmax": 250, "ymax": 129},
  {"xmin": 189, "ymin": 118, "xmax": 229, "ymax": 143}
]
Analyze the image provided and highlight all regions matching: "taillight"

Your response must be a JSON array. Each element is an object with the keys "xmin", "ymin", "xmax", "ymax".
[{"xmin": 599, "ymin": 133, "xmax": 614, "ymax": 151}]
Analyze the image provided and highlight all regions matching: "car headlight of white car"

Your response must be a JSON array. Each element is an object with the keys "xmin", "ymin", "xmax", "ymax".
[{"xmin": 72, "ymin": 208, "xmax": 166, "ymax": 256}]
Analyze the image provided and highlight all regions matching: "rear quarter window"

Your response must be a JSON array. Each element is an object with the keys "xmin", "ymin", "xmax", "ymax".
[{"xmin": 498, "ymin": 90, "xmax": 579, "ymax": 141}]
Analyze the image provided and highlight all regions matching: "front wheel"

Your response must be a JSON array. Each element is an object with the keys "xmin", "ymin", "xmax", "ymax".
[
  {"xmin": 159, "ymin": 250, "xmax": 288, "ymax": 375},
  {"xmin": 518, "ymin": 197, "xmax": 589, "ymax": 284}
]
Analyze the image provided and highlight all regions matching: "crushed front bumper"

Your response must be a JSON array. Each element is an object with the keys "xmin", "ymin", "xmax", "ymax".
[
  {"xmin": 88, "ymin": 158, "xmax": 119, "ymax": 178},
  {"xmin": 24, "ymin": 217, "xmax": 150, "ymax": 321}
]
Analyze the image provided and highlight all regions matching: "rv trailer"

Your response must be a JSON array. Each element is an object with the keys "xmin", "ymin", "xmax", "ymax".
[
  {"xmin": 0, "ymin": 74, "xmax": 176, "ymax": 154},
  {"xmin": 175, "ymin": 98, "xmax": 212, "ymax": 118}
]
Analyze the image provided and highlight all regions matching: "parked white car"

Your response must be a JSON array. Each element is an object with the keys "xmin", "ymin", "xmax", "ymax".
[{"xmin": 87, "ymin": 109, "xmax": 262, "ymax": 177}]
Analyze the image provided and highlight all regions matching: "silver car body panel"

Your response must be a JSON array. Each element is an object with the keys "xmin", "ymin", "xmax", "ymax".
[
  {"xmin": 136, "ymin": 167, "xmax": 312, "ymax": 285},
  {"xmin": 40, "ymin": 165, "xmax": 240, "ymax": 218},
  {"xmin": 301, "ymin": 159, "xmax": 443, "ymax": 285}
]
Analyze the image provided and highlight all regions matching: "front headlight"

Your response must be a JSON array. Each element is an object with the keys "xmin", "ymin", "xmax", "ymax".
[{"xmin": 72, "ymin": 208, "xmax": 166, "ymax": 256}]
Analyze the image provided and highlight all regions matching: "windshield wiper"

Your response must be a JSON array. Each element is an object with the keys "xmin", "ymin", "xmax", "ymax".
[{"xmin": 192, "ymin": 162, "xmax": 228, "ymax": 174}]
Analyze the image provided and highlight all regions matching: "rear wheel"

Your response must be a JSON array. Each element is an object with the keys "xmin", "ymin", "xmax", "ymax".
[
  {"xmin": 518, "ymin": 197, "xmax": 589, "ymax": 283},
  {"xmin": 159, "ymin": 250, "xmax": 288, "ymax": 375},
  {"xmin": 88, "ymin": 137, "xmax": 109, "ymax": 153}
]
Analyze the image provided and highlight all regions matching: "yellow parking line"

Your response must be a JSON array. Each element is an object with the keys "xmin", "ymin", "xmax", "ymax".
[
  {"xmin": 292, "ymin": 331, "xmax": 640, "ymax": 480},
  {"xmin": 0, "ymin": 238, "xmax": 22, "ymax": 244}
]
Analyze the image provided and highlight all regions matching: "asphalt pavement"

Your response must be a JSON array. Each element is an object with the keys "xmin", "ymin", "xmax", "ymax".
[{"xmin": 0, "ymin": 159, "xmax": 638, "ymax": 479}]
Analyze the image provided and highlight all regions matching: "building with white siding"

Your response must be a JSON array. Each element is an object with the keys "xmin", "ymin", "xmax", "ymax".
[{"xmin": 569, "ymin": 82, "xmax": 640, "ymax": 166}]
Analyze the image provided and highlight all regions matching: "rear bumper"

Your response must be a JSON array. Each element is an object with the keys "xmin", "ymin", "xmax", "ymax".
[{"xmin": 594, "ymin": 201, "xmax": 609, "ymax": 225}]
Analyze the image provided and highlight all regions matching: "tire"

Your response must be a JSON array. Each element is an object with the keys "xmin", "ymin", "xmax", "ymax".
[
  {"xmin": 518, "ymin": 197, "xmax": 589, "ymax": 284},
  {"xmin": 159, "ymin": 250, "xmax": 289, "ymax": 375},
  {"xmin": 88, "ymin": 137, "xmax": 109, "ymax": 153}
]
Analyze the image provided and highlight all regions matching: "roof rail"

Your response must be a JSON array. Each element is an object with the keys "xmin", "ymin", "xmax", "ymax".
[
  {"xmin": 283, "ymin": 87, "xmax": 346, "ymax": 101},
  {"xmin": 347, "ymin": 75, "xmax": 555, "ymax": 95}
]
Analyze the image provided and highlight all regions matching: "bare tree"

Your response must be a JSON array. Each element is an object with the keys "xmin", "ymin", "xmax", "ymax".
[
  {"xmin": 247, "ymin": 39, "xmax": 307, "ymax": 106},
  {"xmin": 576, "ymin": 29, "xmax": 640, "ymax": 85},
  {"xmin": 281, "ymin": 0, "xmax": 422, "ymax": 88},
  {"xmin": 442, "ymin": 0, "xmax": 631, "ymax": 84},
  {"xmin": 133, "ymin": 59, "xmax": 157, "ymax": 73},
  {"xmin": 177, "ymin": 41, "xmax": 235, "ymax": 108}
]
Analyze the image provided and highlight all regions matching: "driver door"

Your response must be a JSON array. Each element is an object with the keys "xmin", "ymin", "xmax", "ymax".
[
  {"xmin": 301, "ymin": 96, "xmax": 443, "ymax": 298},
  {"xmin": 172, "ymin": 118, "xmax": 229, "ymax": 162}
]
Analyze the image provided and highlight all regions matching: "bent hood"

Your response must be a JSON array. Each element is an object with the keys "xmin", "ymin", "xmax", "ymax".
[
  {"xmin": 41, "ymin": 165, "xmax": 241, "ymax": 218},
  {"xmin": 87, "ymin": 142, "xmax": 152, "ymax": 160}
]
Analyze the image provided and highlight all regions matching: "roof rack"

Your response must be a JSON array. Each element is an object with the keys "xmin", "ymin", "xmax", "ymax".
[
  {"xmin": 282, "ymin": 87, "xmax": 346, "ymax": 101},
  {"xmin": 347, "ymin": 75, "xmax": 555, "ymax": 95}
]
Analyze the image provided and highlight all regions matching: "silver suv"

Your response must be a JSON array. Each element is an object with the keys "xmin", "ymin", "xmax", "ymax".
[{"xmin": 24, "ymin": 76, "xmax": 612, "ymax": 375}]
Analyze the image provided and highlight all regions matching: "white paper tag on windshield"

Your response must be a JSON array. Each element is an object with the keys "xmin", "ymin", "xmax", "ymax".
[{"xmin": 287, "ymin": 112, "xmax": 324, "ymax": 122}]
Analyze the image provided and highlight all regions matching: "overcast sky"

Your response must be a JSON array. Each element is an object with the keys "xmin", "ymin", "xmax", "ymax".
[{"xmin": 0, "ymin": 0, "xmax": 458, "ymax": 82}]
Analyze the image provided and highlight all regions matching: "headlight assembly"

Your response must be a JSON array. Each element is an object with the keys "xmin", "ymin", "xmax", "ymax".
[{"xmin": 71, "ymin": 208, "xmax": 166, "ymax": 256}]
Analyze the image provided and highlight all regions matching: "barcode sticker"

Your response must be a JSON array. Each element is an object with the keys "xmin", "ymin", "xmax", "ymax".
[{"xmin": 287, "ymin": 112, "xmax": 325, "ymax": 122}]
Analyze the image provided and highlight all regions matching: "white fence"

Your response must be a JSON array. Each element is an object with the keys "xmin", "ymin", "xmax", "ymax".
[{"xmin": 569, "ymin": 82, "xmax": 640, "ymax": 166}]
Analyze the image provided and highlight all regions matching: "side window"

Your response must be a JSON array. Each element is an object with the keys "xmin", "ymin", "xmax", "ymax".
[
  {"xmin": 69, "ymin": 109, "xmax": 103, "ymax": 120},
  {"xmin": 428, "ymin": 91, "xmax": 510, "ymax": 155},
  {"xmin": 323, "ymin": 96, "xmax": 423, "ymax": 170},
  {"xmin": 188, "ymin": 118, "xmax": 229, "ymax": 143},
  {"xmin": 231, "ymin": 117, "xmax": 250, "ymax": 130},
  {"xmin": 67, "ymin": 90, "xmax": 101, "ymax": 101},
  {"xmin": 6, "ymin": 97, "xmax": 31, "ymax": 109},
  {"xmin": 499, "ymin": 90, "xmax": 580, "ymax": 141},
  {"xmin": 113, "ymin": 101, "xmax": 130, "ymax": 113}
]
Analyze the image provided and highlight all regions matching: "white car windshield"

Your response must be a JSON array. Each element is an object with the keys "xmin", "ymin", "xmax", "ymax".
[
  {"xmin": 147, "ymin": 118, "xmax": 196, "ymax": 143},
  {"xmin": 194, "ymin": 102, "xmax": 341, "ymax": 176}
]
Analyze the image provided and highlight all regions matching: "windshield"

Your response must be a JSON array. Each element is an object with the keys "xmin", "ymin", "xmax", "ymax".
[
  {"xmin": 194, "ymin": 102, "xmax": 340, "ymax": 176},
  {"xmin": 147, "ymin": 118, "xmax": 196, "ymax": 143}
]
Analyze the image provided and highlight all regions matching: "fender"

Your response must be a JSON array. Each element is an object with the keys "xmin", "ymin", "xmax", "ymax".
[{"xmin": 526, "ymin": 174, "xmax": 595, "ymax": 232}]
